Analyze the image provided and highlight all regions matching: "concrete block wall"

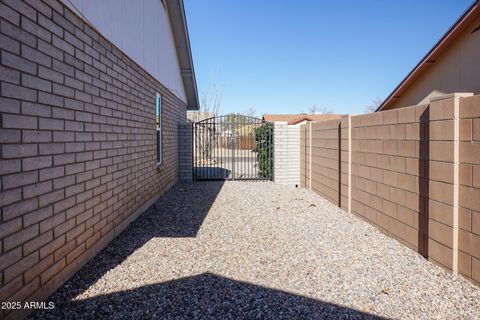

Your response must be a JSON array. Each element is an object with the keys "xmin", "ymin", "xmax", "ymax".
[
  {"xmin": 458, "ymin": 94, "xmax": 480, "ymax": 283},
  {"xmin": 349, "ymin": 104, "xmax": 428, "ymax": 255},
  {"xmin": 300, "ymin": 119, "xmax": 341, "ymax": 204},
  {"xmin": 300, "ymin": 124, "xmax": 307, "ymax": 188},
  {"xmin": 300, "ymin": 93, "xmax": 480, "ymax": 285},
  {"xmin": 339, "ymin": 116, "xmax": 351, "ymax": 213},
  {"xmin": 273, "ymin": 122, "xmax": 300, "ymax": 185},
  {"xmin": 178, "ymin": 122, "xmax": 192, "ymax": 182},
  {"xmin": 0, "ymin": 1, "xmax": 187, "ymax": 318}
]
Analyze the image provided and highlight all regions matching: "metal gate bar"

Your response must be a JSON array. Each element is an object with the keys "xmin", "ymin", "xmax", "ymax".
[{"xmin": 193, "ymin": 115, "xmax": 273, "ymax": 181}]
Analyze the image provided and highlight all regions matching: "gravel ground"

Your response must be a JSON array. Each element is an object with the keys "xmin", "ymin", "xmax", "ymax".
[{"xmin": 31, "ymin": 182, "xmax": 480, "ymax": 319}]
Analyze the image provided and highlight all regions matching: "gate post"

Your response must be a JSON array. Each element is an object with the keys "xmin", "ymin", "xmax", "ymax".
[
  {"xmin": 272, "ymin": 121, "xmax": 300, "ymax": 185},
  {"xmin": 178, "ymin": 121, "xmax": 193, "ymax": 182}
]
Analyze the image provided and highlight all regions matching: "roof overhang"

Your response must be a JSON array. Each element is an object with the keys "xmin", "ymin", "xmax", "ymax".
[
  {"xmin": 376, "ymin": 1, "xmax": 480, "ymax": 112},
  {"xmin": 165, "ymin": 0, "xmax": 199, "ymax": 110}
]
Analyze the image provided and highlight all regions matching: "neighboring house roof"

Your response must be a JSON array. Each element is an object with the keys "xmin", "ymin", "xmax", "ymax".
[
  {"xmin": 377, "ymin": 0, "xmax": 480, "ymax": 112},
  {"xmin": 262, "ymin": 114, "xmax": 343, "ymax": 123},
  {"xmin": 287, "ymin": 115, "xmax": 339, "ymax": 125},
  {"xmin": 166, "ymin": 0, "xmax": 199, "ymax": 110}
]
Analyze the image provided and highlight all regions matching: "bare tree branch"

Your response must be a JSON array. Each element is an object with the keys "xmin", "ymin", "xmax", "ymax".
[
  {"xmin": 244, "ymin": 107, "xmax": 257, "ymax": 118},
  {"xmin": 308, "ymin": 105, "xmax": 333, "ymax": 114},
  {"xmin": 189, "ymin": 80, "xmax": 223, "ymax": 123},
  {"xmin": 364, "ymin": 97, "xmax": 383, "ymax": 113}
]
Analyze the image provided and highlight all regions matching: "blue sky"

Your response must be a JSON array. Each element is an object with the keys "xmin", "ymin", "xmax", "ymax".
[{"xmin": 184, "ymin": 0, "xmax": 473, "ymax": 115}]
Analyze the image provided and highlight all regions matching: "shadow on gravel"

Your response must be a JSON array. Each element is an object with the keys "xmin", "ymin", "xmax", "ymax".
[
  {"xmin": 30, "ymin": 181, "xmax": 224, "ymax": 319},
  {"xmin": 33, "ymin": 273, "xmax": 385, "ymax": 320}
]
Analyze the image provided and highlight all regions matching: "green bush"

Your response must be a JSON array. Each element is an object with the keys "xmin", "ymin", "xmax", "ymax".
[{"xmin": 254, "ymin": 123, "xmax": 273, "ymax": 178}]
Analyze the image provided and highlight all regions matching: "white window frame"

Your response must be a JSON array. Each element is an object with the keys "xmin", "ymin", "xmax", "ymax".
[{"xmin": 156, "ymin": 93, "xmax": 163, "ymax": 165}]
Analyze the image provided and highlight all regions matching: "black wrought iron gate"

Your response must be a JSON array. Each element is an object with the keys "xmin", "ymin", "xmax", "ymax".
[{"xmin": 193, "ymin": 115, "xmax": 273, "ymax": 181}]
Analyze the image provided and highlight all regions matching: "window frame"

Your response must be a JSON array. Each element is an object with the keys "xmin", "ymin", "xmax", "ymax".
[{"xmin": 156, "ymin": 93, "xmax": 163, "ymax": 166}]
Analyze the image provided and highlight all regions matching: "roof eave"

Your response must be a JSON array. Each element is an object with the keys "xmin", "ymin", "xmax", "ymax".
[
  {"xmin": 165, "ymin": 0, "xmax": 199, "ymax": 110},
  {"xmin": 376, "ymin": 0, "xmax": 480, "ymax": 112}
]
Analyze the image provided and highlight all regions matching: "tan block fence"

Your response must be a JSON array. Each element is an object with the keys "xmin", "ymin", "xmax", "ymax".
[{"xmin": 300, "ymin": 93, "xmax": 480, "ymax": 285}]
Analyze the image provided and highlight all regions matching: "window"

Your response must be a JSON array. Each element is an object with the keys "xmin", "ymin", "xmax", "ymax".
[{"xmin": 156, "ymin": 93, "xmax": 163, "ymax": 165}]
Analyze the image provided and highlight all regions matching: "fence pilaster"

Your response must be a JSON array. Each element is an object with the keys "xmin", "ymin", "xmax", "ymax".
[
  {"xmin": 309, "ymin": 121, "xmax": 312, "ymax": 190},
  {"xmin": 347, "ymin": 115, "xmax": 352, "ymax": 213}
]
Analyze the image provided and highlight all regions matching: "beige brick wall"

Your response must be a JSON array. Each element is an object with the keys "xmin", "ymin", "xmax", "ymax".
[
  {"xmin": 273, "ymin": 122, "xmax": 300, "ymax": 186},
  {"xmin": 0, "ymin": 1, "xmax": 187, "ymax": 318},
  {"xmin": 300, "ymin": 93, "xmax": 480, "ymax": 286}
]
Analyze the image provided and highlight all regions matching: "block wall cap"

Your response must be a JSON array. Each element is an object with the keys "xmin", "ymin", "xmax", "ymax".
[{"xmin": 429, "ymin": 92, "xmax": 474, "ymax": 102}]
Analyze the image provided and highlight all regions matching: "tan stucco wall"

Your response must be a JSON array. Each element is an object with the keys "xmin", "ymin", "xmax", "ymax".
[
  {"xmin": 391, "ymin": 16, "xmax": 480, "ymax": 109},
  {"xmin": 64, "ymin": 0, "xmax": 188, "ymax": 104}
]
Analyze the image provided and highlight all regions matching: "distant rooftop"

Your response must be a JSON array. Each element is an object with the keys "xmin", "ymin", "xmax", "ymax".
[{"xmin": 262, "ymin": 114, "xmax": 343, "ymax": 124}]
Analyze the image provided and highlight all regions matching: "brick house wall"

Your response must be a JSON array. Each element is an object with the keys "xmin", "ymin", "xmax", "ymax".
[
  {"xmin": 0, "ymin": 1, "xmax": 187, "ymax": 318},
  {"xmin": 300, "ymin": 93, "xmax": 480, "ymax": 285},
  {"xmin": 178, "ymin": 122, "xmax": 193, "ymax": 182}
]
